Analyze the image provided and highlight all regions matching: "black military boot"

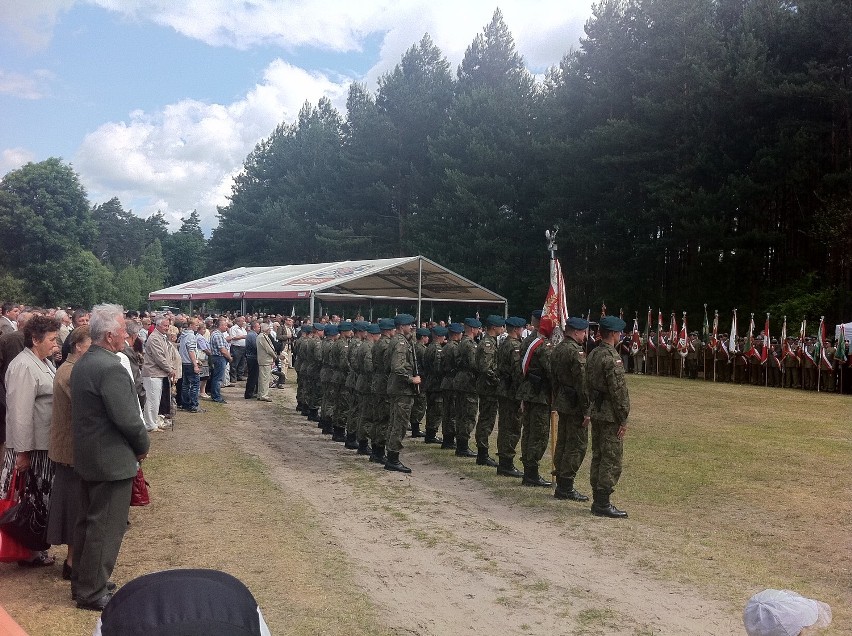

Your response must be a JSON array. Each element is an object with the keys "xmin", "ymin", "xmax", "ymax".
[
  {"xmin": 321, "ymin": 418, "xmax": 334, "ymax": 435},
  {"xmin": 410, "ymin": 422, "xmax": 424, "ymax": 438},
  {"xmin": 591, "ymin": 490, "xmax": 628, "ymax": 518},
  {"xmin": 454, "ymin": 438, "xmax": 477, "ymax": 458},
  {"xmin": 522, "ymin": 464, "xmax": 552, "ymax": 487},
  {"xmin": 554, "ymin": 478, "xmax": 590, "ymax": 501},
  {"xmin": 496, "ymin": 456, "xmax": 523, "ymax": 478},
  {"xmin": 332, "ymin": 426, "xmax": 346, "ymax": 442},
  {"xmin": 344, "ymin": 432, "xmax": 359, "ymax": 449},
  {"xmin": 440, "ymin": 434, "xmax": 456, "ymax": 450},
  {"xmin": 423, "ymin": 431, "xmax": 443, "ymax": 444},
  {"xmin": 308, "ymin": 408, "xmax": 320, "ymax": 422},
  {"xmin": 357, "ymin": 438, "xmax": 371, "ymax": 455},
  {"xmin": 476, "ymin": 447, "xmax": 498, "ymax": 467},
  {"xmin": 369, "ymin": 444, "xmax": 387, "ymax": 465},
  {"xmin": 384, "ymin": 451, "xmax": 412, "ymax": 474}
]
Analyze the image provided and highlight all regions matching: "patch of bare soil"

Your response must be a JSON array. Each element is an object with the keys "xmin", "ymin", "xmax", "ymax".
[{"xmin": 224, "ymin": 384, "xmax": 742, "ymax": 636}]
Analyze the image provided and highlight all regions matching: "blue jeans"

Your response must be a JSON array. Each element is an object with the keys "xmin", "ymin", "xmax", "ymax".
[
  {"xmin": 181, "ymin": 363, "xmax": 200, "ymax": 410},
  {"xmin": 211, "ymin": 356, "xmax": 228, "ymax": 402}
]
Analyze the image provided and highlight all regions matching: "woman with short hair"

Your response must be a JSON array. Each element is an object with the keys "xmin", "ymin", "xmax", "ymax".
[{"xmin": 0, "ymin": 314, "xmax": 62, "ymax": 566}]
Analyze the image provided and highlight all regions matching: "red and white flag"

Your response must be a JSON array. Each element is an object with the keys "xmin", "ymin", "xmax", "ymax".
[
  {"xmin": 709, "ymin": 310, "xmax": 719, "ymax": 351},
  {"xmin": 760, "ymin": 314, "xmax": 770, "ymax": 364},
  {"xmin": 677, "ymin": 313, "xmax": 689, "ymax": 358},
  {"xmin": 658, "ymin": 310, "xmax": 665, "ymax": 349},
  {"xmin": 669, "ymin": 311, "xmax": 678, "ymax": 352},
  {"xmin": 542, "ymin": 255, "xmax": 568, "ymax": 330},
  {"xmin": 630, "ymin": 317, "xmax": 641, "ymax": 355}
]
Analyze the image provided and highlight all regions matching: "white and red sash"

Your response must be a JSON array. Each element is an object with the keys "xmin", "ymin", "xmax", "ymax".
[{"xmin": 522, "ymin": 336, "xmax": 545, "ymax": 376}]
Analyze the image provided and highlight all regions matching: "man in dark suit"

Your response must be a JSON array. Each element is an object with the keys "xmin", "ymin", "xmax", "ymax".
[{"xmin": 71, "ymin": 304, "xmax": 150, "ymax": 611}]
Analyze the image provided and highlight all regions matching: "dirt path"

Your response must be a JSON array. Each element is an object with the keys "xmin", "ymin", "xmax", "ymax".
[{"xmin": 222, "ymin": 384, "xmax": 741, "ymax": 636}]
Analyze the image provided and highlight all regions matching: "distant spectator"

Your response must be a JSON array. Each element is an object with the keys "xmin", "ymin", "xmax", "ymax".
[
  {"xmin": 141, "ymin": 317, "xmax": 175, "ymax": 432},
  {"xmin": 209, "ymin": 319, "xmax": 231, "ymax": 404},
  {"xmin": 243, "ymin": 321, "xmax": 260, "ymax": 400},
  {"xmin": 0, "ymin": 302, "xmax": 21, "ymax": 334},
  {"xmin": 60, "ymin": 308, "xmax": 91, "ymax": 365},
  {"xmin": 228, "ymin": 316, "xmax": 248, "ymax": 382},
  {"xmin": 178, "ymin": 318, "xmax": 202, "ymax": 413},
  {"xmin": 55, "ymin": 309, "xmax": 72, "ymax": 344}
]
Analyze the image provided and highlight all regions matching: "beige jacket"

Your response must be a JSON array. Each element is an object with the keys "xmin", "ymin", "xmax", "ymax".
[
  {"xmin": 5, "ymin": 348, "xmax": 55, "ymax": 451},
  {"xmin": 142, "ymin": 329, "xmax": 174, "ymax": 378}
]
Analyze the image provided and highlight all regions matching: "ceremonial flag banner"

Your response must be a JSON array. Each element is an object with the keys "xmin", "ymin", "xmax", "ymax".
[
  {"xmin": 760, "ymin": 314, "xmax": 770, "ymax": 363},
  {"xmin": 710, "ymin": 310, "xmax": 719, "ymax": 351},
  {"xmin": 631, "ymin": 318, "xmax": 641, "ymax": 355},
  {"xmin": 658, "ymin": 310, "xmax": 665, "ymax": 348},
  {"xmin": 781, "ymin": 316, "xmax": 791, "ymax": 361},
  {"xmin": 743, "ymin": 314, "xmax": 755, "ymax": 358},
  {"xmin": 817, "ymin": 317, "xmax": 833, "ymax": 371},
  {"xmin": 837, "ymin": 329, "xmax": 848, "ymax": 364},
  {"xmin": 669, "ymin": 312, "xmax": 678, "ymax": 351},
  {"xmin": 800, "ymin": 320, "xmax": 815, "ymax": 364},
  {"xmin": 702, "ymin": 306, "xmax": 710, "ymax": 344},
  {"xmin": 542, "ymin": 255, "xmax": 569, "ymax": 330},
  {"xmin": 729, "ymin": 310, "xmax": 739, "ymax": 354},
  {"xmin": 646, "ymin": 308, "xmax": 655, "ymax": 352},
  {"xmin": 601, "ymin": 302, "xmax": 607, "ymax": 318},
  {"xmin": 678, "ymin": 315, "xmax": 689, "ymax": 358}
]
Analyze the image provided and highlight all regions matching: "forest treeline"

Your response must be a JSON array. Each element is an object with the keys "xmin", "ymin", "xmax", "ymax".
[{"xmin": 1, "ymin": 1, "xmax": 850, "ymax": 326}]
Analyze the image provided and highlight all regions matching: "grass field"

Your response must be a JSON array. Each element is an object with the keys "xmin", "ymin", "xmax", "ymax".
[{"xmin": 409, "ymin": 375, "xmax": 852, "ymax": 632}]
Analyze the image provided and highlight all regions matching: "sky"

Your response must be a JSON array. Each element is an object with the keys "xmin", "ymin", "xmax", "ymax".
[{"xmin": 0, "ymin": 1, "xmax": 595, "ymax": 234}]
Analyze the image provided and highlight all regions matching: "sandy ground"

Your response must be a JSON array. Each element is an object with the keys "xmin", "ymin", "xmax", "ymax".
[{"xmin": 224, "ymin": 384, "xmax": 742, "ymax": 636}]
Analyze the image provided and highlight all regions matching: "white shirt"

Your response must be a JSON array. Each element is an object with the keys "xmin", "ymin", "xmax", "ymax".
[{"xmin": 229, "ymin": 324, "xmax": 247, "ymax": 348}]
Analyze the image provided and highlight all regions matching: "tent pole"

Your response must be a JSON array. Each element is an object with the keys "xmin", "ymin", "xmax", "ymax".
[
  {"xmin": 309, "ymin": 293, "xmax": 315, "ymax": 323},
  {"xmin": 417, "ymin": 256, "xmax": 423, "ymax": 325},
  {"xmin": 189, "ymin": 300, "xmax": 193, "ymax": 315},
  {"xmin": 504, "ymin": 301, "xmax": 508, "ymax": 319},
  {"xmin": 241, "ymin": 297, "xmax": 246, "ymax": 316}
]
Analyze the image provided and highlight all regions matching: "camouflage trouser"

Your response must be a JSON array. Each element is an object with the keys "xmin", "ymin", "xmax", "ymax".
[
  {"xmin": 455, "ymin": 392, "xmax": 478, "ymax": 443},
  {"xmin": 386, "ymin": 394, "xmax": 414, "ymax": 453},
  {"xmin": 520, "ymin": 401, "xmax": 550, "ymax": 470},
  {"xmin": 425, "ymin": 391, "xmax": 443, "ymax": 437},
  {"xmin": 295, "ymin": 367, "xmax": 305, "ymax": 404},
  {"xmin": 309, "ymin": 375, "xmax": 322, "ymax": 409},
  {"xmin": 346, "ymin": 390, "xmax": 360, "ymax": 435},
  {"xmin": 357, "ymin": 392, "xmax": 373, "ymax": 441},
  {"xmin": 589, "ymin": 419, "xmax": 623, "ymax": 494},
  {"xmin": 474, "ymin": 395, "xmax": 498, "ymax": 451},
  {"xmin": 321, "ymin": 382, "xmax": 338, "ymax": 420},
  {"xmin": 441, "ymin": 390, "xmax": 457, "ymax": 438},
  {"xmin": 554, "ymin": 410, "xmax": 588, "ymax": 481},
  {"xmin": 334, "ymin": 385, "xmax": 351, "ymax": 428},
  {"xmin": 370, "ymin": 393, "xmax": 390, "ymax": 445},
  {"xmin": 496, "ymin": 397, "xmax": 521, "ymax": 461},
  {"xmin": 410, "ymin": 392, "xmax": 427, "ymax": 428}
]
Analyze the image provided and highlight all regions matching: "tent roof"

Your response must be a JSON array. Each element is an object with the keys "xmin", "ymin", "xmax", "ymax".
[{"xmin": 148, "ymin": 256, "xmax": 507, "ymax": 305}]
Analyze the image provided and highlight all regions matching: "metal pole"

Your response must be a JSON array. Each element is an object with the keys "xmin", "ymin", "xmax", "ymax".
[
  {"xmin": 309, "ymin": 292, "xmax": 315, "ymax": 323},
  {"xmin": 417, "ymin": 256, "xmax": 423, "ymax": 326}
]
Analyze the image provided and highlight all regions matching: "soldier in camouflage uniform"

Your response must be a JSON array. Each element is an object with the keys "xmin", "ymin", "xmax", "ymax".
[
  {"xmin": 330, "ymin": 322, "xmax": 354, "ymax": 443},
  {"xmin": 319, "ymin": 324, "xmax": 339, "ymax": 435},
  {"xmin": 453, "ymin": 317, "xmax": 481, "ymax": 458},
  {"xmin": 409, "ymin": 328, "xmax": 430, "ymax": 438},
  {"xmin": 385, "ymin": 314, "xmax": 420, "ymax": 473},
  {"xmin": 782, "ymin": 338, "xmax": 800, "ymax": 388},
  {"xmin": 343, "ymin": 322, "xmax": 366, "ymax": 448},
  {"xmin": 355, "ymin": 324, "xmax": 380, "ymax": 454},
  {"xmin": 686, "ymin": 332, "xmax": 700, "ymax": 379},
  {"xmin": 586, "ymin": 315, "xmax": 630, "ymax": 518},
  {"xmin": 495, "ymin": 317, "xmax": 526, "ymax": 478},
  {"xmin": 306, "ymin": 325, "xmax": 324, "ymax": 422},
  {"xmin": 440, "ymin": 323, "xmax": 464, "ymax": 450},
  {"xmin": 551, "ymin": 316, "xmax": 591, "ymax": 502},
  {"xmin": 292, "ymin": 324, "xmax": 309, "ymax": 413},
  {"xmin": 422, "ymin": 326, "xmax": 446, "ymax": 444},
  {"xmin": 474, "ymin": 315, "xmax": 504, "ymax": 467},
  {"xmin": 369, "ymin": 319, "xmax": 396, "ymax": 464},
  {"xmin": 516, "ymin": 316, "xmax": 555, "ymax": 487},
  {"xmin": 520, "ymin": 310, "xmax": 542, "ymax": 355}
]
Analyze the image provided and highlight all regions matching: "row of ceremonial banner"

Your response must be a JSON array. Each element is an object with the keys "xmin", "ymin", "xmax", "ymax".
[{"xmin": 538, "ymin": 234, "xmax": 850, "ymax": 370}]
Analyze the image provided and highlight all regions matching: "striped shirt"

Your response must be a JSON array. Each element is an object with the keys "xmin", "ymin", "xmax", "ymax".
[{"xmin": 210, "ymin": 330, "xmax": 230, "ymax": 357}]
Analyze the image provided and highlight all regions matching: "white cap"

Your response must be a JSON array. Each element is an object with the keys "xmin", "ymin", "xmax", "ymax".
[{"xmin": 743, "ymin": 589, "xmax": 832, "ymax": 636}]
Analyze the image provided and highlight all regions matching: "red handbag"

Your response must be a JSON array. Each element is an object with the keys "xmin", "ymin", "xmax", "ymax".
[
  {"xmin": 0, "ymin": 472, "xmax": 33, "ymax": 562},
  {"xmin": 130, "ymin": 468, "xmax": 150, "ymax": 507}
]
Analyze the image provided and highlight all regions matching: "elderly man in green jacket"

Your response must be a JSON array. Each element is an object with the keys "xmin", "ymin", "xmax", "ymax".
[{"xmin": 71, "ymin": 304, "xmax": 150, "ymax": 611}]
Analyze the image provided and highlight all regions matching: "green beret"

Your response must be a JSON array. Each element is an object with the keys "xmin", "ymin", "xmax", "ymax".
[
  {"xmin": 485, "ymin": 315, "xmax": 505, "ymax": 327},
  {"xmin": 432, "ymin": 326, "xmax": 448, "ymax": 337},
  {"xmin": 448, "ymin": 322, "xmax": 464, "ymax": 334},
  {"xmin": 394, "ymin": 313, "xmax": 416, "ymax": 326},
  {"xmin": 464, "ymin": 317, "xmax": 482, "ymax": 328},
  {"xmin": 366, "ymin": 324, "xmax": 381, "ymax": 335},
  {"xmin": 505, "ymin": 316, "xmax": 526, "ymax": 328},
  {"xmin": 416, "ymin": 328, "xmax": 431, "ymax": 338},
  {"xmin": 339, "ymin": 321, "xmax": 353, "ymax": 332},
  {"xmin": 378, "ymin": 318, "xmax": 396, "ymax": 331},
  {"xmin": 566, "ymin": 316, "xmax": 589, "ymax": 330},
  {"xmin": 353, "ymin": 321, "xmax": 367, "ymax": 332},
  {"xmin": 599, "ymin": 315, "xmax": 626, "ymax": 332},
  {"xmin": 324, "ymin": 324, "xmax": 339, "ymax": 336}
]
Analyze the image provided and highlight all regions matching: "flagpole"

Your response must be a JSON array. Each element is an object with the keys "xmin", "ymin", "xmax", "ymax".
[
  {"xmin": 545, "ymin": 228, "xmax": 559, "ymax": 473},
  {"xmin": 765, "ymin": 313, "xmax": 769, "ymax": 388},
  {"xmin": 817, "ymin": 316, "xmax": 824, "ymax": 393}
]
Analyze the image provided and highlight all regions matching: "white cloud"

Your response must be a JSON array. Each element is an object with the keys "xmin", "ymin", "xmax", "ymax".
[
  {"xmin": 0, "ymin": 147, "xmax": 36, "ymax": 175},
  {"xmin": 0, "ymin": 69, "xmax": 54, "ymax": 99},
  {"xmin": 0, "ymin": 0, "xmax": 76, "ymax": 51},
  {"xmin": 75, "ymin": 60, "xmax": 351, "ymax": 233}
]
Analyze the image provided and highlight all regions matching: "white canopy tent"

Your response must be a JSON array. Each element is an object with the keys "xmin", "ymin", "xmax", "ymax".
[
  {"xmin": 148, "ymin": 256, "xmax": 508, "ymax": 322},
  {"xmin": 836, "ymin": 322, "xmax": 852, "ymax": 344}
]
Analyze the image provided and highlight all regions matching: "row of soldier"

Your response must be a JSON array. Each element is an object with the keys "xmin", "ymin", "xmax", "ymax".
[
  {"xmin": 291, "ymin": 311, "xmax": 632, "ymax": 519},
  {"xmin": 620, "ymin": 332, "xmax": 849, "ymax": 393}
]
